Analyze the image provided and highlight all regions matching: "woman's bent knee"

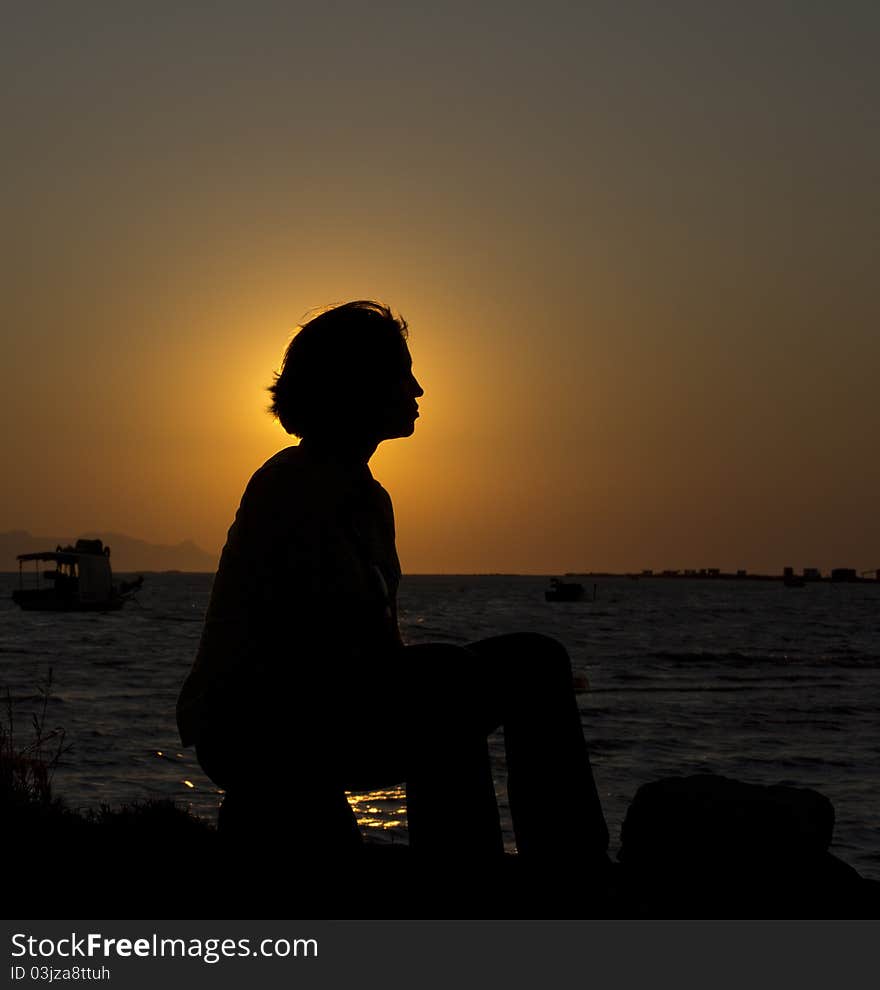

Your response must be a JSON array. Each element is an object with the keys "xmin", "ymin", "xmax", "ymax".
[{"xmin": 488, "ymin": 632, "xmax": 572, "ymax": 676}]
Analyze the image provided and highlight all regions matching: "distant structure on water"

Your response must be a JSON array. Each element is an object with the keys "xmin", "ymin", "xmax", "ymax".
[{"xmin": 588, "ymin": 566, "xmax": 880, "ymax": 584}]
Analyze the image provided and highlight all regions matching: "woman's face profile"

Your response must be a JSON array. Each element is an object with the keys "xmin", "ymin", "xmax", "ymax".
[
  {"xmin": 370, "ymin": 343, "xmax": 423, "ymax": 442},
  {"xmin": 306, "ymin": 329, "xmax": 423, "ymax": 449}
]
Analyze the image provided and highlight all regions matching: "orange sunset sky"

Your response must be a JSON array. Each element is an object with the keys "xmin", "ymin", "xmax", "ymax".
[{"xmin": 2, "ymin": 3, "xmax": 878, "ymax": 574}]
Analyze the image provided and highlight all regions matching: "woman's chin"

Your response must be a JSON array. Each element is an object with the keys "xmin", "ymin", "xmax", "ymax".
[{"xmin": 389, "ymin": 421, "xmax": 417, "ymax": 439}]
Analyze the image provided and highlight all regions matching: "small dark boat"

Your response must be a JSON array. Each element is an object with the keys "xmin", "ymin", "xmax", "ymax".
[
  {"xmin": 544, "ymin": 578, "xmax": 587, "ymax": 602},
  {"xmin": 12, "ymin": 539, "xmax": 144, "ymax": 611}
]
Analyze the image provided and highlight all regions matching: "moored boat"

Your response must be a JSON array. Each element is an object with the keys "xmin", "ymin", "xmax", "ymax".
[
  {"xmin": 12, "ymin": 539, "xmax": 144, "ymax": 611},
  {"xmin": 544, "ymin": 577, "xmax": 587, "ymax": 602}
]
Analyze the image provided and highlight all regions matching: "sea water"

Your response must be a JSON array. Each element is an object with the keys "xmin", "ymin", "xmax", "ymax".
[{"xmin": 1, "ymin": 573, "xmax": 878, "ymax": 881}]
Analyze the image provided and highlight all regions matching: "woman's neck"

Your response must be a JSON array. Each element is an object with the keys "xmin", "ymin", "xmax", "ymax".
[{"xmin": 298, "ymin": 434, "xmax": 379, "ymax": 464}]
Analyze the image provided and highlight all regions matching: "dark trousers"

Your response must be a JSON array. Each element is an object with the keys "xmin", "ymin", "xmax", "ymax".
[{"xmin": 197, "ymin": 632, "xmax": 608, "ymax": 864}]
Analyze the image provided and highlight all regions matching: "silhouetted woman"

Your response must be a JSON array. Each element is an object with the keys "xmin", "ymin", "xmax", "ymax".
[{"xmin": 177, "ymin": 301, "xmax": 608, "ymax": 874}]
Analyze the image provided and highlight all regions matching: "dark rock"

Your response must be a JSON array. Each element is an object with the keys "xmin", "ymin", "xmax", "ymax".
[
  {"xmin": 620, "ymin": 773, "xmax": 834, "ymax": 865},
  {"xmin": 617, "ymin": 774, "xmax": 874, "ymax": 917}
]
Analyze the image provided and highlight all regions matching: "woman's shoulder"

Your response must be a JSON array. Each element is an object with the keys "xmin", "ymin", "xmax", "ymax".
[
  {"xmin": 251, "ymin": 444, "xmax": 304, "ymax": 479},
  {"xmin": 242, "ymin": 446, "xmax": 334, "ymax": 513}
]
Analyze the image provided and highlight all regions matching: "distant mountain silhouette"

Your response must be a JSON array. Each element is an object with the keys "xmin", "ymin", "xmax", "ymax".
[{"xmin": 0, "ymin": 530, "xmax": 217, "ymax": 572}]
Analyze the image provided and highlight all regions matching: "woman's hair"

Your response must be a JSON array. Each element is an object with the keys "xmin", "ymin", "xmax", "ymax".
[{"xmin": 268, "ymin": 300, "xmax": 409, "ymax": 437}]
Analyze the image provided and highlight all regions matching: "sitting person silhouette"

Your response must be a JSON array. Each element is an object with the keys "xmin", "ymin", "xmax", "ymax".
[{"xmin": 177, "ymin": 300, "xmax": 609, "ymax": 876}]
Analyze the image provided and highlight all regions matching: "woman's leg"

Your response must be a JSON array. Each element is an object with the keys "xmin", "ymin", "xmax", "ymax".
[
  {"xmin": 466, "ymin": 632, "xmax": 609, "ymax": 863},
  {"xmin": 340, "ymin": 642, "xmax": 505, "ymax": 863},
  {"xmin": 351, "ymin": 635, "xmax": 608, "ymax": 863}
]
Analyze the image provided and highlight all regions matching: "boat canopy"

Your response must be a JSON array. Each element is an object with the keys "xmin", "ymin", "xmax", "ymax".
[
  {"xmin": 17, "ymin": 547, "xmax": 113, "ymax": 601},
  {"xmin": 17, "ymin": 540, "xmax": 109, "ymax": 565},
  {"xmin": 11, "ymin": 537, "xmax": 134, "ymax": 610}
]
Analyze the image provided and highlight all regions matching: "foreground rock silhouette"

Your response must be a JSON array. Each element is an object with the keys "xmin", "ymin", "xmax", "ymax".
[
  {"xmin": 7, "ymin": 775, "xmax": 879, "ymax": 918},
  {"xmin": 616, "ymin": 774, "xmax": 876, "ymax": 918}
]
